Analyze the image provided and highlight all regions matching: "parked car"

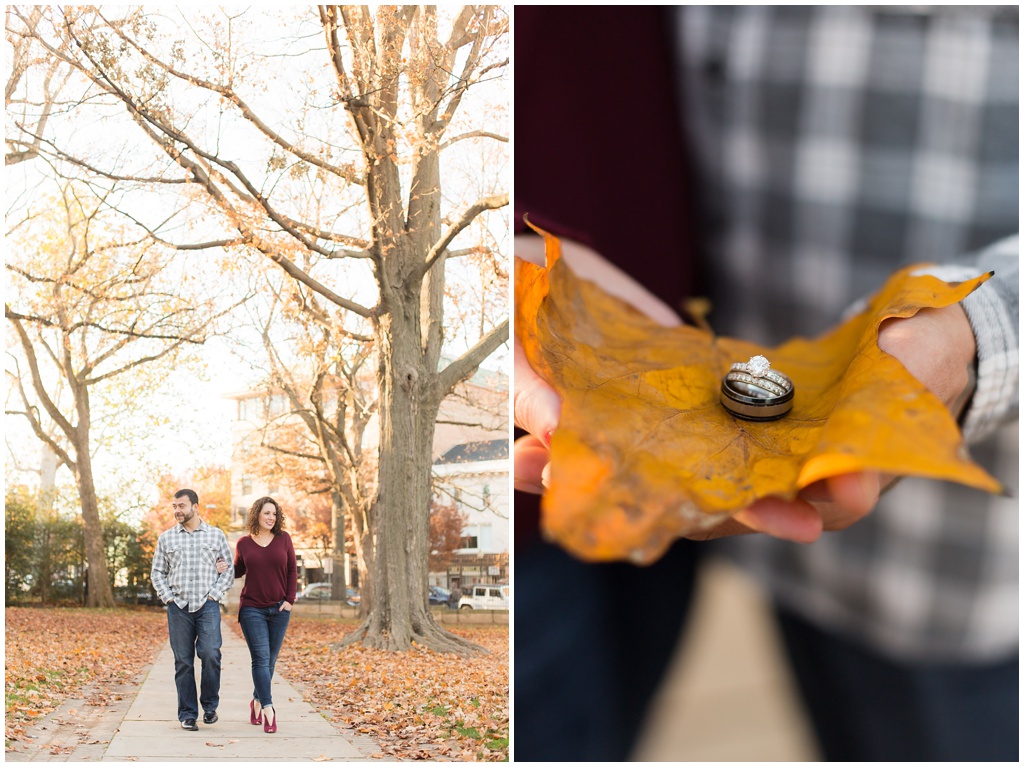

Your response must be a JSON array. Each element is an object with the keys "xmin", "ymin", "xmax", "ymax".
[
  {"xmin": 113, "ymin": 585, "xmax": 162, "ymax": 606},
  {"xmin": 457, "ymin": 583, "xmax": 509, "ymax": 610},
  {"xmin": 295, "ymin": 582, "xmax": 360, "ymax": 606},
  {"xmin": 296, "ymin": 582, "xmax": 332, "ymax": 601},
  {"xmin": 428, "ymin": 585, "xmax": 450, "ymax": 606}
]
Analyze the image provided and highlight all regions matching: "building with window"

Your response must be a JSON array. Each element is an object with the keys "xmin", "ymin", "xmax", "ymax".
[
  {"xmin": 430, "ymin": 438, "xmax": 509, "ymax": 590},
  {"xmin": 433, "ymin": 439, "xmax": 509, "ymax": 553}
]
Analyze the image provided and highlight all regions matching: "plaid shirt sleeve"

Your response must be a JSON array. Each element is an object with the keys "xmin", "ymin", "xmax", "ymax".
[
  {"xmin": 207, "ymin": 529, "xmax": 235, "ymax": 603},
  {"xmin": 675, "ymin": 6, "xmax": 1018, "ymax": 661},
  {"xmin": 917, "ymin": 236, "xmax": 1020, "ymax": 443},
  {"xmin": 150, "ymin": 530, "xmax": 173, "ymax": 604}
]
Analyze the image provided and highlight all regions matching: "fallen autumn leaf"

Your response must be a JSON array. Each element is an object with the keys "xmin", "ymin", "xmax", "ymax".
[{"xmin": 516, "ymin": 224, "xmax": 1002, "ymax": 562}]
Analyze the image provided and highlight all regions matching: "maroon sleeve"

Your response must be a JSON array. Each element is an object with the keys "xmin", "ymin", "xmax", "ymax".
[
  {"xmin": 284, "ymin": 533, "xmax": 297, "ymax": 604},
  {"xmin": 233, "ymin": 539, "xmax": 246, "ymax": 578}
]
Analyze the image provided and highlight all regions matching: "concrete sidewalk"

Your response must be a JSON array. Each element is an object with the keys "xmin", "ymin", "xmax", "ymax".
[
  {"xmin": 11, "ymin": 615, "xmax": 372, "ymax": 762},
  {"xmin": 634, "ymin": 558, "xmax": 818, "ymax": 760}
]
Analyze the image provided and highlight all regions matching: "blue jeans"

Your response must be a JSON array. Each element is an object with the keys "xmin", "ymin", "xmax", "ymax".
[
  {"xmin": 238, "ymin": 603, "xmax": 291, "ymax": 707},
  {"xmin": 166, "ymin": 599, "xmax": 222, "ymax": 721},
  {"xmin": 776, "ymin": 606, "xmax": 1019, "ymax": 761},
  {"xmin": 515, "ymin": 536, "xmax": 700, "ymax": 761}
]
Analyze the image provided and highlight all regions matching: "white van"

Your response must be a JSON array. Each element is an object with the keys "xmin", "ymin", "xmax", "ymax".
[{"xmin": 457, "ymin": 583, "xmax": 510, "ymax": 610}]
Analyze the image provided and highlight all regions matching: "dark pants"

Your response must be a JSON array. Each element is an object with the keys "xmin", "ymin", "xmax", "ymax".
[
  {"xmin": 776, "ymin": 606, "xmax": 1020, "ymax": 761},
  {"xmin": 166, "ymin": 599, "xmax": 222, "ymax": 721},
  {"xmin": 238, "ymin": 603, "xmax": 292, "ymax": 708},
  {"xmin": 514, "ymin": 537, "xmax": 700, "ymax": 761}
]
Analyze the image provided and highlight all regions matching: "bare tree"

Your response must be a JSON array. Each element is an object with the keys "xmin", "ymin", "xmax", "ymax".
[
  {"xmin": 5, "ymin": 6, "xmax": 75, "ymax": 165},
  {"xmin": 251, "ymin": 282, "xmax": 379, "ymax": 615},
  {"xmin": 249, "ymin": 273, "xmax": 506, "ymax": 626},
  {"xmin": 10, "ymin": 5, "xmax": 509, "ymax": 650},
  {"xmin": 5, "ymin": 182, "xmax": 224, "ymax": 606}
]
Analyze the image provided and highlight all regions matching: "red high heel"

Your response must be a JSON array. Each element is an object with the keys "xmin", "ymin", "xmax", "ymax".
[
  {"xmin": 249, "ymin": 699, "xmax": 262, "ymax": 726},
  {"xmin": 263, "ymin": 706, "xmax": 277, "ymax": 734}
]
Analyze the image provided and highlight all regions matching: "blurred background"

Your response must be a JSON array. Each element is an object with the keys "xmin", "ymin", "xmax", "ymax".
[{"xmin": 634, "ymin": 557, "xmax": 819, "ymax": 761}]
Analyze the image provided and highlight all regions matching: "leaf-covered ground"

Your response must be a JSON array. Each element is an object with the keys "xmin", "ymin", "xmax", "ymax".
[
  {"xmin": 5, "ymin": 608, "xmax": 509, "ymax": 761},
  {"xmin": 257, "ymin": 617, "xmax": 509, "ymax": 761},
  {"xmin": 5, "ymin": 607, "xmax": 167, "ymax": 747}
]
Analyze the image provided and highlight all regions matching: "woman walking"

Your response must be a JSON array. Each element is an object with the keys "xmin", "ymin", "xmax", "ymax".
[{"xmin": 230, "ymin": 496, "xmax": 297, "ymax": 733}]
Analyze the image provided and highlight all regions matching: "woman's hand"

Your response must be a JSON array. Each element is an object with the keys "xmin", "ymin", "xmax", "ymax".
[
  {"xmin": 514, "ymin": 234, "xmax": 683, "ymax": 493},
  {"xmin": 279, "ymin": 601, "xmax": 292, "ymax": 612},
  {"xmin": 216, "ymin": 558, "xmax": 230, "ymax": 574}
]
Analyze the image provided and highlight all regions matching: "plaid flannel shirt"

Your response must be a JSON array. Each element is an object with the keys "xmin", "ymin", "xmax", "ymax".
[
  {"xmin": 675, "ymin": 6, "xmax": 1018, "ymax": 661},
  {"xmin": 151, "ymin": 520, "xmax": 234, "ymax": 612}
]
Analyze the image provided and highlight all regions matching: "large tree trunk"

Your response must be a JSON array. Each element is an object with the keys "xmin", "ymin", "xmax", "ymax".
[
  {"xmin": 329, "ymin": 491, "xmax": 346, "ymax": 603},
  {"xmin": 354, "ymin": 507, "xmax": 373, "ymax": 618},
  {"xmin": 341, "ymin": 298, "xmax": 483, "ymax": 656},
  {"xmin": 69, "ymin": 371, "xmax": 115, "ymax": 607},
  {"xmin": 74, "ymin": 443, "xmax": 115, "ymax": 608}
]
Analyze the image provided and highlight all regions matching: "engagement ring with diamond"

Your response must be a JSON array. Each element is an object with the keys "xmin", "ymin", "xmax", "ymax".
[
  {"xmin": 721, "ymin": 355, "xmax": 794, "ymax": 421},
  {"xmin": 729, "ymin": 355, "xmax": 793, "ymax": 392}
]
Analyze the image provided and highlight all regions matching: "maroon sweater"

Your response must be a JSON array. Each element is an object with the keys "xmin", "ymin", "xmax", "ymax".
[{"xmin": 234, "ymin": 532, "xmax": 297, "ymax": 614}]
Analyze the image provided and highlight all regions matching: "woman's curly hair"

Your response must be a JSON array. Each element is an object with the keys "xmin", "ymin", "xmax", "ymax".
[{"xmin": 245, "ymin": 496, "xmax": 285, "ymax": 537}]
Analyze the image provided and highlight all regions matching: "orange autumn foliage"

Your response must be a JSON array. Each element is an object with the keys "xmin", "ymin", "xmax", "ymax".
[{"xmin": 515, "ymin": 224, "xmax": 1001, "ymax": 564}]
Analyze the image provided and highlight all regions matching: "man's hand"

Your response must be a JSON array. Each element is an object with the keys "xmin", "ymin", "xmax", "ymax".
[
  {"xmin": 513, "ymin": 234, "xmax": 977, "ymax": 543},
  {"xmin": 877, "ymin": 303, "xmax": 977, "ymax": 419},
  {"xmin": 690, "ymin": 303, "xmax": 976, "ymax": 541}
]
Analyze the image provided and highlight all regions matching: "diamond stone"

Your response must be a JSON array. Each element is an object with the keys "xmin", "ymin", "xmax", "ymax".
[{"xmin": 747, "ymin": 355, "xmax": 771, "ymax": 376}]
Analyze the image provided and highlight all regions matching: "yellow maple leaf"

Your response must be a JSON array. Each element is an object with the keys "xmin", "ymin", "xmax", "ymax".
[{"xmin": 515, "ymin": 224, "xmax": 1001, "ymax": 563}]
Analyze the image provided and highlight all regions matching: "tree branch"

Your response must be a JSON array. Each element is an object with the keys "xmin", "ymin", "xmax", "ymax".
[
  {"xmin": 96, "ymin": 8, "xmax": 366, "ymax": 186},
  {"xmin": 260, "ymin": 442, "xmax": 324, "ymax": 463},
  {"xmin": 268, "ymin": 252, "xmax": 373, "ymax": 318},
  {"xmin": 84, "ymin": 337, "xmax": 192, "ymax": 386},
  {"xmin": 6, "ymin": 314, "xmax": 78, "ymax": 446},
  {"xmin": 58, "ymin": 16, "xmax": 360, "ymax": 269},
  {"xmin": 433, "ymin": 9, "xmax": 494, "ymax": 134},
  {"xmin": 51, "ymin": 20, "xmax": 377, "ymax": 320},
  {"xmin": 285, "ymin": 280, "xmax": 374, "ymax": 343},
  {"xmin": 436, "ymin": 319, "xmax": 509, "ymax": 397},
  {"xmin": 6, "ymin": 303, "xmax": 207, "ymax": 345},
  {"xmin": 420, "ymin": 192, "xmax": 508, "ymax": 277},
  {"xmin": 9, "ymin": 125, "xmax": 190, "ymax": 184},
  {"xmin": 5, "ymin": 46, "xmax": 72, "ymax": 165},
  {"xmin": 437, "ymin": 130, "xmax": 508, "ymax": 151}
]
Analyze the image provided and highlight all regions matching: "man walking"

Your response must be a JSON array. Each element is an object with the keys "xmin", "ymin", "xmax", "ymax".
[{"xmin": 151, "ymin": 489, "xmax": 234, "ymax": 731}]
